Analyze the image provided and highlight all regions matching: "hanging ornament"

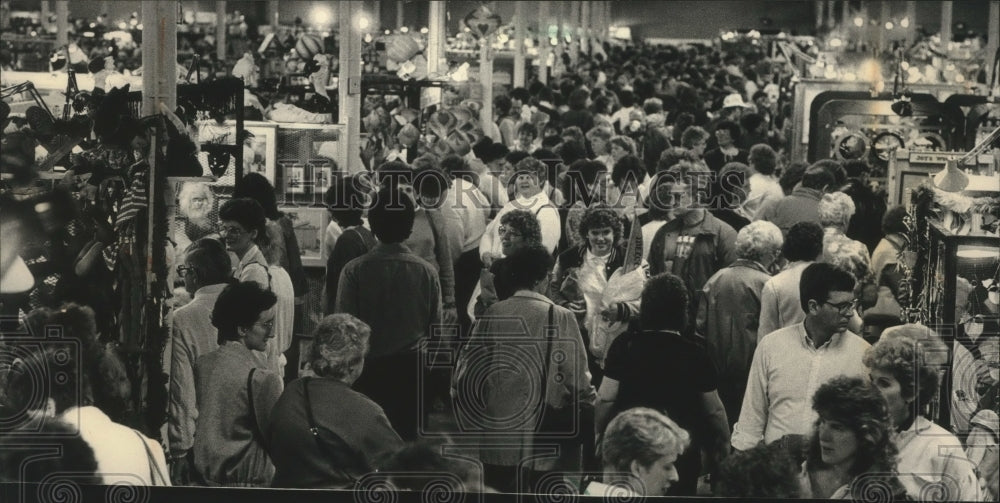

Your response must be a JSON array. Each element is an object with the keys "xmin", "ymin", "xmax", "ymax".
[
  {"xmin": 294, "ymin": 34, "xmax": 324, "ymax": 60},
  {"xmin": 463, "ymin": 5, "xmax": 501, "ymax": 39}
]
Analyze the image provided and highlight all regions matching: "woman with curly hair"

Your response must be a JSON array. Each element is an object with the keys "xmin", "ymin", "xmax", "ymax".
[
  {"xmin": 475, "ymin": 209, "xmax": 544, "ymax": 316},
  {"xmin": 550, "ymin": 205, "xmax": 643, "ymax": 384},
  {"xmin": 267, "ymin": 314, "xmax": 402, "ymax": 488},
  {"xmin": 864, "ymin": 325, "xmax": 983, "ymax": 501},
  {"xmin": 801, "ymin": 376, "xmax": 906, "ymax": 500}
]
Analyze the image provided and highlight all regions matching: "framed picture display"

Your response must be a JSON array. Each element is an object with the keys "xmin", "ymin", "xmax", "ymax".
[
  {"xmin": 285, "ymin": 163, "xmax": 308, "ymax": 194},
  {"xmin": 281, "ymin": 206, "xmax": 329, "ymax": 267},
  {"xmin": 311, "ymin": 159, "xmax": 334, "ymax": 195},
  {"xmin": 194, "ymin": 120, "xmax": 278, "ymax": 187}
]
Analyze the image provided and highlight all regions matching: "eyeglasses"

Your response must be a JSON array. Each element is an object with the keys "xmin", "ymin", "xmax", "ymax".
[
  {"xmin": 255, "ymin": 319, "xmax": 274, "ymax": 331},
  {"xmin": 824, "ymin": 299, "xmax": 859, "ymax": 314},
  {"xmin": 498, "ymin": 226, "xmax": 522, "ymax": 238},
  {"xmin": 218, "ymin": 225, "xmax": 245, "ymax": 236}
]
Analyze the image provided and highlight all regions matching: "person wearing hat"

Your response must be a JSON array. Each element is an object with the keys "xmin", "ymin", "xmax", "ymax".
[{"xmin": 704, "ymin": 93, "xmax": 752, "ymax": 152}]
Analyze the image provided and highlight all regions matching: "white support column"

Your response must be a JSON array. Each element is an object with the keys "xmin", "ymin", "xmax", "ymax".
[
  {"xmin": 513, "ymin": 1, "xmax": 526, "ymax": 87},
  {"xmin": 826, "ymin": 0, "xmax": 836, "ymax": 28},
  {"xmin": 941, "ymin": 1, "xmax": 953, "ymax": 45},
  {"xmin": 427, "ymin": 1, "xmax": 445, "ymax": 76},
  {"xmin": 141, "ymin": 0, "xmax": 177, "ymax": 115},
  {"xmin": 815, "ymin": 0, "xmax": 824, "ymax": 30},
  {"xmin": 54, "ymin": 0, "xmax": 68, "ymax": 47},
  {"xmin": 568, "ymin": 1, "xmax": 580, "ymax": 64},
  {"xmin": 580, "ymin": 1, "xmax": 590, "ymax": 56},
  {"xmin": 905, "ymin": 1, "xmax": 917, "ymax": 42},
  {"xmin": 40, "ymin": 1, "xmax": 50, "ymax": 33},
  {"xmin": 339, "ymin": 0, "xmax": 363, "ymax": 173},
  {"xmin": 396, "ymin": 0, "xmax": 404, "ymax": 30},
  {"xmin": 480, "ymin": 32, "xmax": 494, "ymax": 131},
  {"xmin": 268, "ymin": 0, "xmax": 279, "ymax": 27},
  {"xmin": 372, "ymin": 0, "xmax": 381, "ymax": 32},
  {"xmin": 538, "ymin": 1, "xmax": 550, "ymax": 85},
  {"xmin": 879, "ymin": 0, "xmax": 890, "ymax": 51},
  {"xmin": 841, "ymin": 0, "xmax": 850, "ymax": 29},
  {"xmin": 216, "ymin": 1, "xmax": 226, "ymax": 61}
]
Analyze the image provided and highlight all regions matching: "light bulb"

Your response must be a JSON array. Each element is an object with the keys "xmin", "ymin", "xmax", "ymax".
[{"xmin": 853, "ymin": 17, "xmax": 864, "ymax": 27}]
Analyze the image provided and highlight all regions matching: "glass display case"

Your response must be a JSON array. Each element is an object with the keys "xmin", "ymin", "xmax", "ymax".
[{"xmin": 920, "ymin": 220, "xmax": 999, "ymax": 435}]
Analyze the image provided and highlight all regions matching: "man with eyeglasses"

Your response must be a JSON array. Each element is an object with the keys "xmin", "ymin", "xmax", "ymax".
[
  {"xmin": 732, "ymin": 262, "xmax": 871, "ymax": 451},
  {"xmin": 164, "ymin": 238, "xmax": 233, "ymax": 484}
]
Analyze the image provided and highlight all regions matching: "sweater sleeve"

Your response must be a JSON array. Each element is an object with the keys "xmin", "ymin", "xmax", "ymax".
[
  {"xmin": 538, "ymin": 205, "xmax": 562, "ymax": 255},
  {"xmin": 427, "ymin": 209, "xmax": 455, "ymax": 306},
  {"xmin": 280, "ymin": 216, "xmax": 309, "ymax": 296}
]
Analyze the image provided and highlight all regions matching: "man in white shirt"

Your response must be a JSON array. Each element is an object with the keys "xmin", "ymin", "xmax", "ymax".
[
  {"xmin": 732, "ymin": 262, "xmax": 871, "ymax": 451},
  {"xmin": 164, "ymin": 238, "xmax": 233, "ymax": 482},
  {"xmin": 744, "ymin": 144, "xmax": 784, "ymax": 219}
]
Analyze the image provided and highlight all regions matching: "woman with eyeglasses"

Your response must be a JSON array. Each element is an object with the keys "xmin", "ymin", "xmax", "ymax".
[
  {"xmin": 474, "ymin": 209, "xmax": 544, "ymax": 317},
  {"xmin": 192, "ymin": 281, "xmax": 283, "ymax": 487}
]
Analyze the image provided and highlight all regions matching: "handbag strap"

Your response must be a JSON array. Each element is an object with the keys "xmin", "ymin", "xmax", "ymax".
[
  {"xmin": 540, "ymin": 304, "xmax": 555, "ymax": 410},
  {"xmin": 302, "ymin": 377, "xmax": 362, "ymax": 483},
  {"xmin": 247, "ymin": 368, "xmax": 267, "ymax": 449},
  {"xmin": 132, "ymin": 429, "xmax": 167, "ymax": 485}
]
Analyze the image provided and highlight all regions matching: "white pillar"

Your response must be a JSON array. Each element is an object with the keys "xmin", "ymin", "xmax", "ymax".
[
  {"xmin": 480, "ymin": 33, "xmax": 494, "ymax": 131},
  {"xmin": 268, "ymin": 0, "xmax": 279, "ymax": 27},
  {"xmin": 216, "ymin": 1, "xmax": 226, "ymax": 61},
  {"xmin": 815, "ymin": 0, "xmax": 824, "ymax": 30},
  {"xmin": 372, "ymin": 0, "xmax": 380, "ymax": 32},
  {"xmin": 568, "ymin": 1, "xmax": 580, "ymax": 64},
  {"xmin": 396, "ymin": 0, "xmax": 404, "ymax": 30},
  {"xmin": 538, "ymin": 1, "xmax": 550, "ymax": 85},
  {"xmin": 905, "ymin": 1, "xmax": 917, "ymax": 41},
  {"xmin": 54, "ymin": 0, "xmax": 68, "ymax": 47},
  {"xmin": 339, "ymin": 0, "xmax": 363, "ymax": 173},
  {"xmin": 427, "ymin": 1, "xmax": 445, "ymax": 76},
  {"xmin": 879, "ymin": 0, "xmax": 890, "ymax": 51},
  {"xmin": 513, "ymin": 1, "xmax": 526, "ymax": 87},
  {"xmin": 141, "ymin": 0, "xmax": 177, "ymax": 115},
  {"xmin": 826, "ymin": 0, "xmax": 836, "ymax": 28},
  {"xmin": 580, "ymin": 1, "xmax": 590, "ymax": 56},
  {"xmin": 941, "ymin": 1, "xmax": 953, "ymax": 44},
  {"xmin": 841, "ymin": 0, "xmax": 850, "ymax": 29},
  {"xmin": 40, "ymin": 1, "xmax": 50, "ymax": 32}
]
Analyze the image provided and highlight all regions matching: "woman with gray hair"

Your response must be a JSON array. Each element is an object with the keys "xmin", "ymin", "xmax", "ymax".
[
  {"xmin": 586, "ymin": 407, "xmax": 690, "ymax": 497},
  {"xmin": 267, "ymin": 314, "xmax": 403, "ymax": 488},
  {"xmin": 696, "ymin": 220, "xmax": 783, "ymax": 428}
]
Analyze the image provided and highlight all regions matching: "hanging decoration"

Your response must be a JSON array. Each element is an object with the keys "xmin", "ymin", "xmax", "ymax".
[{"xmin": 463, "ymin": 5, "xmax": 502, "ymax": 39}]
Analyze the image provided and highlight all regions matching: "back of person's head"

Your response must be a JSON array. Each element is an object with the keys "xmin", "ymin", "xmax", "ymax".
[
  {"xmin": 642, "ymin": 97, "xmax": 664, "ymax": 115},
  {"xmin": 617, "ymin": 89, "xmax": 636, "ymax": 108},
  {"xmin": 483, "ymin": 142, "xmax": 510, "ymax": 164},
  {"xmin": 882, "ymin": 206, "xmax": 909, "ymax": 236},
  {"xmin": 494, "ymin": 94, "xmax": 512, "ymax": 116},
  {"xmin": 0, "ymin": 420, "xmax": 101, "ymax": 485},
  {"xmin": 818, "ymin": 191, "xmax": 856, "ymax": 228},
  {"xmin": 842, "ymin": 159, "xmax": 870, "ymax": 179},
  {"xmin": 780, "ymin": 161, "xmax": 809, "ymax": 195},
  {"xmin": 611, "ymin": 155, "xmax": 645, "ymax": 190},
  {"xmin": 211, "ymin": 281, "xmax": 278, "ymax": 345},
  {"xmin": 472, "ymin": 137, "xmax": 493, "ymax": 161},
  {"xmin": 800, "ymin": 164, "xmax": 836, "ymax": 191},
  {"xmin": 325, "ymin": 173, "xmax": 369, "ymax": 228},
  {"xmin": 498, "ymin": 245, "xmax": 552, "ymax": 291},
  {"xmin": 640, "ymin": 273, "xmax": 688, "ymax": 331},
  {"xmin": 234, "ymin": 172, "xmax": 280, "ymax": 220},
  {"xmin": 375, "ymin": 160, "xmax": 413, "ymax": 188},
  {"xmin": 510, "ymin": 86, "xmax": 531, "ymax": 104},
  {"xmin": 368, "ymin": 186, "xmax": 415, "ymax": 243},
  {"xmin": 716, "ymin": 439, "xmax": 803, "ymax": 498},
  {"xmin": 563, "ymin": 159, "xmax": 607, "ymax": 206},
  {"xmin": 505, "ymin": 150, "xmax": 531, "ymax": 167},
  {"xmin": 185, "ymin": 237, "xmax": 233, "ymax": 285},
  {"xmin": 562, "ymin": 126, "xmax": 585, "ymax": 144},
  {"xmin": 218, "ymin": 197, "xmax": 268, "ymax": 239},
  {"xmin": 783, "ymin": 221, "xmax": 824, "ymax": 262},
  {"xmin": 5, "ymin": 342, "xmax": 91, "ymax": 415},
  {"xmin": 735, "ymin": 221, "xmax": 784, "ymax": 264},
  {"xmin": 748, "ymin": 144, "xmax": 777, "ymax": 175},
  {"xmin": 740, "ymin": 112, "xmax": 766, "ymax": 135},
  {"xmin": 559, "ymin": 140, "xmax": 589, "ymax": 166},
  {"xmin": 412, "ymin": 155, "xmax": 450, "ymax": 201},
  {"xmin": 440, "ymin": 154, "xmax": 468, "ymax": 180},
  {"xmin": 809, "ymin": 159, "xmax": 844, "ymax": 189},
  {"xmin": 569, "ymin": 87, "xmax": 590, "ymax": 110},
  {"xmin": 799, "ymin": 262, "xmax": 856, "ymax": 313},
  {"xmin": 656, "ymin": 147, "xmax": 694, "ymax": 174}
]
